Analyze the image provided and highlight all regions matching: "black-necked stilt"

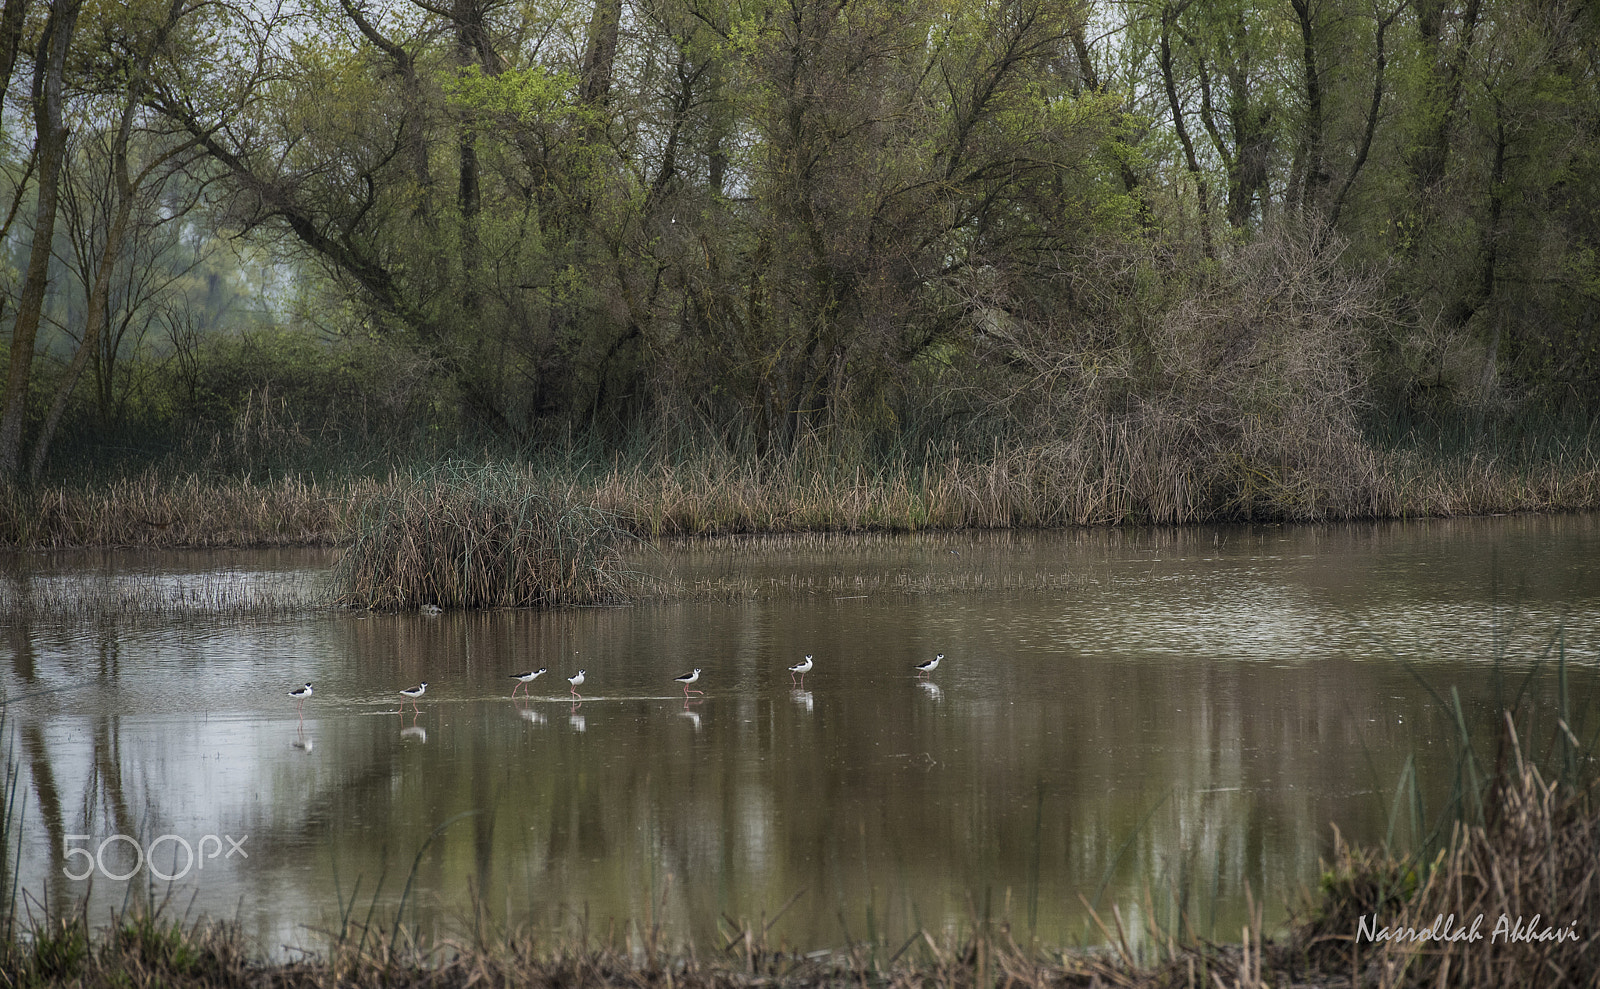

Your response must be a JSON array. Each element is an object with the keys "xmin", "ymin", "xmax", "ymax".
[
  {"xmin": 914, "ymin": 653, "xmax": 943, "ymax": 677},
  {"xmin": 674, "ymin": 668, "xmax": 703, "ymax": 697},
  {"xmin": 788, "ymin": 654, "xmax": 813, "ymax": 688},
  {"xmin": 400, "ymin": 682, "xmax": 428, "ymax": 713},
  {"xmin": 510, "ymin": 668, "xmax": 547, "ymax": 697},
  {"xmin": 289, "ymin": 683, "xmax": 313, "ymax": 717},
  {"xmin": 567, "ymin": 669, "xmax": 586, "ymax": 699}
]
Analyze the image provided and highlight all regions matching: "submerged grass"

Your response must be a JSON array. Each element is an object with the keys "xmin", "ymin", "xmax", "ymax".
[{"xmin": 0, "ymin": 567, "xmax": 330, "ymax": 620}]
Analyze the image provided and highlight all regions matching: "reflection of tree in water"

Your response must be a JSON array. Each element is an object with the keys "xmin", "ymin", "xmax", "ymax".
[
  {"xmin": 1, "ymin": 542, "xmax": 1594, "ymax": 956},
  {"xmin": 5, "ymin": 614, "xmax": 141, "ymax": 919}
]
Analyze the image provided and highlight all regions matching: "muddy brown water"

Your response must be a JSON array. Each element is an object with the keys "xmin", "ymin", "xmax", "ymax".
[{"xmin": 2, "ymin": 516, "xmax": 1598, "ymax": 957}]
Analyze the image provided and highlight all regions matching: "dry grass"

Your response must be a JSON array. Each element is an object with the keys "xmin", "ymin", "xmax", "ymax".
[
  {"xmin": 573, "ymin": 440, "xmax": 1600, "ymax": 536},
  {"xmin": 0, "ymin": 441, "xmax": 1597, "ymax": 553},
  {"xmin": 0, "ymin": 899, "xmax": 1311, "ymax": 989},
  {"xmin": 0, "ymin": 472, "xmax": 374, "ymax": 548},
  {"xmin": 331, "ymin": 462, "xmax": 631, "ymax": 610},
  {"xmin": 1382, "ymin": 448, "xmax": 1600, "ymax": 519},
  {"xmin": 1289, "ymin": 714, "xmax": 1600, "ymax": 989}
]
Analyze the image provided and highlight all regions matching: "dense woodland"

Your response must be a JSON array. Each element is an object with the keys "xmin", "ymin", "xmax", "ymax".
[{"xmin": 0, "ymin": 0, "xmax": 1596, "ymax": 495}]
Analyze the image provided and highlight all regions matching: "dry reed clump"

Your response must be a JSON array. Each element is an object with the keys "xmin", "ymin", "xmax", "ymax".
[
  {"xmin": 559, "ymin": 429, "xmax": 1600, "ymax": 539},
  {"xmin": 332, "ymin": 462, "xmax": 631, "ymax": 610},
  {"xmin": 1380, "ymin": 447, "xmax": 1600, "ymax": 518},
  {"xmin": 1290, "ymin": 716, "xmax": 1599, "ymax": 989},
  {"xmin": 6, "ymin": 441, "xmax": 1600, "ymax": 554},
  {"xmin": 0, "ymin": 471, "xmax": 367, "ymax": 548}
]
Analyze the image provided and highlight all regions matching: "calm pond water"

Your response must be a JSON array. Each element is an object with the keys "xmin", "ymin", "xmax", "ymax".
[{"xmin": 2, "ymin": 516, "xmax": 1599, "ymax": 958}]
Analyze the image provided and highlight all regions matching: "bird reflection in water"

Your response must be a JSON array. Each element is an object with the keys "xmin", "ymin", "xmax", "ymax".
[
  {"xmin": 791, "ymin": 690, "xmax": 813, "ymax": 712},
  {"xmin": 569, "ymin": 712, "xmax": 587, "ymax": 732},
  {"xmin": 919, "ymin": 681, "xmax": 943, "ymax": 702},
  {"xmin": 400, "ymin": 725, "xmax": 427, "ymax": 743}
]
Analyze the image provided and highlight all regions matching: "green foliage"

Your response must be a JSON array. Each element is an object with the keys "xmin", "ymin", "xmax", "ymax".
[
  {"xmin": 444, "ymin": 64, "xmax": 581, "ymax": 123},
  {"xmin": 110, "ymin": 915, "xmax": 216, "ymax": 978},
  {"xmin": 4, "ymin": 0, "xmax": 1599, "ymax": 481},
  {"xmin": 24, "ymin": 917, "xmax": 90, "ymax": 983}
]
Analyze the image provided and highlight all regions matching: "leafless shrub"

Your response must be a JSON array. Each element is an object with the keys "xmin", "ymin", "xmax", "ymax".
[{"xmin": 952, "ymin": 219, "xmax": 1400, "ymax": 522}]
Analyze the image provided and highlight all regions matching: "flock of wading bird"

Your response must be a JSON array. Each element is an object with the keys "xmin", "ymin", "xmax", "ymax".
[{"xmin": 285, "ymin": 652, "xmax": 946, "ymax": 720}]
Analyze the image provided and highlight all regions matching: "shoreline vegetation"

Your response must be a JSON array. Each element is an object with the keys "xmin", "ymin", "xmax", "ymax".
[
  {"xmin": 3, "ymin": 713, "xmax": 1594, "ymax": 989},
  {"xmin": 7, "ymin": 434, "xmax": 1599, "ymax": 612},
  {"xmin": 5, "ymin": 439, "xmax": 1600, "ymax": 553}
]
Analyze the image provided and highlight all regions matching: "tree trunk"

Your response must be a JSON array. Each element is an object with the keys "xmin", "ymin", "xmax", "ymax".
[
  {"xmin": 0, "ymin": 0, "xmax": 28, "ymax": 130},
  {"xmin": 1409, "ymin": 0, "xmax": 1481, "ymax": 196},
  {"xmin": 1329, "ymin": 3, "xmax": 1401, "ymax": 228},
  {"xmin": 1290, "ymin": 0, "xmax": 1326, "ymax": 207},
  {"xmin": 580, "ymin": 0, "xmax": 622, "ymax": 107},
  {"xmin": 28, "ymin": 204, "xmax": 130, "ymax": 483},
  {"xmin": 0, "ymin": 0, "xmax": 80, "ymax": 485},
  {"xmin": 1159, "ymin": 4, "xmax": 1213, "ymax": 257},
  {"xmin": 26, "ymin": 0, "xmax": 187, "ymax": 483}
]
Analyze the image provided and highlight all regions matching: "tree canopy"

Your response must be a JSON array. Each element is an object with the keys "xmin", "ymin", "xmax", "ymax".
[{"xmin": 2, "ymin": 0, "xmax": 1598, "ymax": 482}]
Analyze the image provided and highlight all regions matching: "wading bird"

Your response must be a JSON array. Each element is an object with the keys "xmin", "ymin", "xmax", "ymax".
[
  {"xmin": 289, "ymin": 682, "xmax": 313, "ymax": 718},
  {"xmin": 674, "ymin": 668, "xmax": 704, "ymax": 697},
  {"xmin": 510, "ymin": 668, "xmax": 547, "ymax": 697}
]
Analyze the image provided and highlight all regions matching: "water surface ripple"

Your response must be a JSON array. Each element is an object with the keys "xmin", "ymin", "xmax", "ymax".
[{"xmin": 2, "ymin": 517, "xmax": 1597, "ymax": 955}]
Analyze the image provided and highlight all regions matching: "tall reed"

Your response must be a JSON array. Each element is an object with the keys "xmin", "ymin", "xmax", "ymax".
[
  {"xmin": 332, "ymin": 462, "xmax": 631, "ymax": 610},
  {"xmin": 5, "ymin": 431, "xmax": 1600, "ymax": 551},
  {"xmin": 0, "ymin": 470, "xmax": 370, "ymax": 548},
  {"xmin": 1291, "ymin": 641, "xmax": 1599, "ymax": 988}
]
